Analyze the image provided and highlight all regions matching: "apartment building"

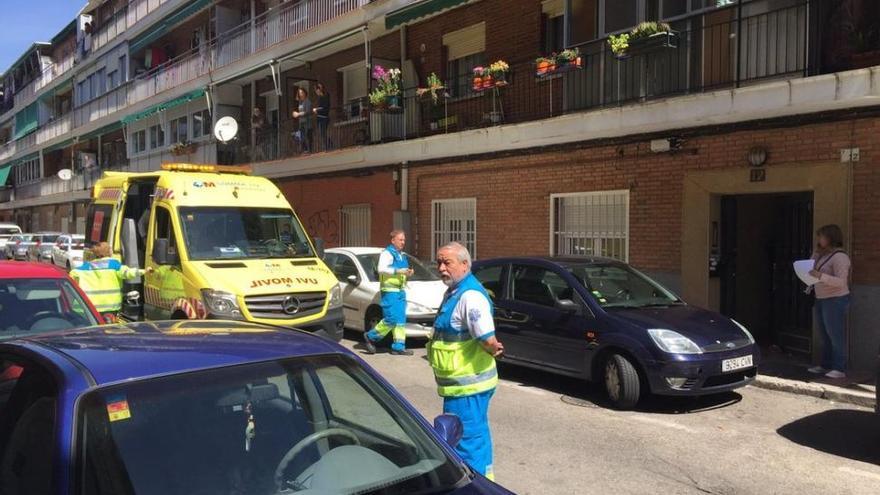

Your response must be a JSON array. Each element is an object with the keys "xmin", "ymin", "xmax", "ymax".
[{"xmin": 0, "ymin": 0, "xmax": 878, "ymax": 370}]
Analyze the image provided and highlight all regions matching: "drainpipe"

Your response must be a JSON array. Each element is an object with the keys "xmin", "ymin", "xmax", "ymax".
[{"xmin": 400, "ymin": 162, "xmax": 408, "ymax": 211}]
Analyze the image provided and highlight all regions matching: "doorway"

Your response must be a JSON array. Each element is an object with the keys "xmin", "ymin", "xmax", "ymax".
[{"xmin": 719, "ymin": 192, "xmax": 813, "ymax": 354}]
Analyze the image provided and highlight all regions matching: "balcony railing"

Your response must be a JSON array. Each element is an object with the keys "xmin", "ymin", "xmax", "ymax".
[
  {"xmin": 73, "ymin": 82, "xmax": 130, "ymax": 128},
  {"xmin": 36, "ymin": 113, "xmax": 73, "ymax": 145},
  {"xmin": 13, "ymin": 55, "xmax": 76, "ymax": 109},
  {"xmin": 130, "ymin": 49, "xmax": 210, "ymax": 103},
  {"xmin": 90, "ymin": 0, "xmax": 173, "ymax": 53}
]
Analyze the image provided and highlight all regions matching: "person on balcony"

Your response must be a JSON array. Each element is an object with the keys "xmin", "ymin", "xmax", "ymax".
[
  {"xmin": 251, "ymin": 107, "xmax": 266, "ymax": 161},
  {"xmin": 313, "ymin": 83, "xmax": 331, "ymax": 151},
  {"xmin": 291, "ymin": 87, "xmax": 312, "ymax": 154}
]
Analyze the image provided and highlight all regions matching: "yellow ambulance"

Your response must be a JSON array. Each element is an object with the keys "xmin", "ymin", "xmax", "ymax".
[{"xmin": 84, "ymin": 163, "xmax": 344, "ymax": 341}]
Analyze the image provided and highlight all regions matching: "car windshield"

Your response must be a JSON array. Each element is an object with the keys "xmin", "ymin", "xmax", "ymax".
[
  {"xmin": 77, "ymin": 354, "xmax": 466, "ymax": 495},
  {"xmin": 356, "ymin": 254, "xmax": 439, "ymax": 282},
  {"xmin": 0, "ymin": 227, "xmax": 20, "ymax": 236},
  {"xmin": 0, "ymin": 278, "xmax": 99, "ymax": 337},
  {"xmin": 566, "ymin": 263, "xmax": 681, "ymax": 308},
  {"xmin": 179, "ymin": 207, "xmax": 315, "ymax": 260}
]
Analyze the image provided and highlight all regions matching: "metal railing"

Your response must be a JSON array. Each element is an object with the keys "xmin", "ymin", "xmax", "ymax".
[
  {"xmin": 36, "ymin": 113, "xmax": 73, "ymax": 145},
  {"xmin": 73, "ymin": 82, "xmax": 130, "ymax": 128},
  {"xmin": 92, "ymin": 0, "xmax": 173, "ymax": 53},
  {"xmin": 13, "ymin": 55, "xmax": 76, "ymax": 109}
]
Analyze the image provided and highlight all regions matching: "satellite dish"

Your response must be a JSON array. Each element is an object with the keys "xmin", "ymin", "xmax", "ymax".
[
  {"xmin": 214, "ymin": 116, "xmax": 239, "ymax": 143},
  {"xmin": 57, "ymin": 169, "xmax": 73, "ymax": 181}
]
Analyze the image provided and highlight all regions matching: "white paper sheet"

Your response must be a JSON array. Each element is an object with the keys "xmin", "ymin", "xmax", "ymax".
[{"xmin": 793, "ymin": 259, "xmax": 819, "ymax": 286}]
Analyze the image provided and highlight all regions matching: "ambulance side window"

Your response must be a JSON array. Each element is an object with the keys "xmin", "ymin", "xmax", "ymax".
[
  {"xmin": 153, "ymin": 206, "xmax": 178, "ymax": 252},
  {"xmin": 85, "ymin": 204, "xmax": 113, "ymax": 247}
]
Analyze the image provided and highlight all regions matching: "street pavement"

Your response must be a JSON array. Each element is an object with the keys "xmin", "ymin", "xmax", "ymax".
[{"xmin": 340, "ymin": 334, "xmax": 880, "ymax": 495}]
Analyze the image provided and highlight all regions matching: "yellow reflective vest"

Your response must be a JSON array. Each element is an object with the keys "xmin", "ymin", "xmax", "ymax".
[{"xmin": 70, "ymin": 257, "xmax": 143, "ymax": 313}]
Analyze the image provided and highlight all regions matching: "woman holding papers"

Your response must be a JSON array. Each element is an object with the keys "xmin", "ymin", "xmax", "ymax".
[{"xmin": 807, "ymin": 224, "xmax": 851, "ymax": 379}]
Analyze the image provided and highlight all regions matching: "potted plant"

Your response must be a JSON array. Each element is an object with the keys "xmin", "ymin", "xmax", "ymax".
[
  {"xmin": 555, "ymin": 48, "xmax": 582, "ymax": 71},
  {"xmin": 608, "ymin": 22, "xmax": 678, "ymax": 59},
  {"xmin": 370, "ymin": 65, "xmax": 402, "ymax": 110},
  {"xmin": 472, "ymin": 66, "xmax": 486, "ymax": 91},
  {"xmin": 417, "ymin": 72, "xmax": 446, "ymax": 104},
  {"xmin": 488, "ymin": 60, "xmax": 510, "ymax": 86},
  {"xmin": 535, "ymin": 56, "xmax": 556, "ymax": 77},
  {"xmin": 170, "ymin": 141, "xmax": 197, "ymax": 156}
]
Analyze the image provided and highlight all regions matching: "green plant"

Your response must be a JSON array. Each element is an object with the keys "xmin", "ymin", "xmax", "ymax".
[
  {"xmin": 369, "ymin": 88, "xmax": 387, "ymax": 107},
  {"xmin": 417, "ymin": 72, "xmax": 445, "ymax": 104},
  {"xmin": 608, "ymin": 33, "xmax": 630, "ymax": 55},
  {"xmin": 556, "ymin": 48, "xmax": 580, "ymax": 63},
  {"xmin": 630, "ymin": 21, "xmax": 672, "ymax": 40}
]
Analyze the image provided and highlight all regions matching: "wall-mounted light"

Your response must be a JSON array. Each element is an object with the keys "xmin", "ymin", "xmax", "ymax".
[{"xmin": 747, "ymin": 146, "xmax": 768, "ymax": 167}]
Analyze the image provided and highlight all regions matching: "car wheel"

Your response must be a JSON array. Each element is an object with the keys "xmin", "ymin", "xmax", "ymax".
[
  {"xmin": 364, "ymin": 306, "xmax": 382, "ymax": 332},
  {"xmin": 604, "ymin": 353, "xmax": 640, "ymax": 410}
]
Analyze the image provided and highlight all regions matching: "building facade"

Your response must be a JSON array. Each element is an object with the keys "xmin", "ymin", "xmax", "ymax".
[{"xmin": 1, "ymin": 0, "xmax": 879, "ymax": 370}]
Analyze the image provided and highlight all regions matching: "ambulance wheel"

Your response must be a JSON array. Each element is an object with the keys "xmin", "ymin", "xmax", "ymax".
[{"xmin": 604, "ymin": 353, "xmax": 640, "ymax": 410}]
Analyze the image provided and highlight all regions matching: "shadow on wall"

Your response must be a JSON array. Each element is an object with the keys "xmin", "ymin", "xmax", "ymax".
[{"xmin": 777, "ymin": 409, "xmax": 880, "ymax": 466}]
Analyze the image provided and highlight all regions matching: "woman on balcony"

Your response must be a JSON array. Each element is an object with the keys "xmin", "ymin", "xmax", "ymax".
[
  {"xmin": 313, "ymin": 83, "xmax": 331, "ymax": 151},
  {"xmin": 292, "ymin": 87, "xmax": 313, "ymax": 154}
]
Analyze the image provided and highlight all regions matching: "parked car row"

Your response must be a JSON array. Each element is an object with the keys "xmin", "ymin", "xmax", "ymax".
[
  {"xmin": 322, "ymin": 247, "xmax": 760, "ymax": 409},
  {"xmin": 0, "ymin": 225, "xmax": 84, "ymax": 269}
]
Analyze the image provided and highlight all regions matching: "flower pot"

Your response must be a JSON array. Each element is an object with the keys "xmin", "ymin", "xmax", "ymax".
[
  {"xmin": 386, "ymin": 94, "xmax": 401, "ymax": 109},
  {"xmin": 536, "ymin": 60, "xmax": 550, "ymax": 76},
  {"xmin": 472, "ymin": 76, "xmax": 483, "ymax": 91},
  {"xmin": 494, "ymin": 72, "xmax": 508, "ymax": 86},
  {"xmin": 482, "ymin": 75, "xmax": 494, "ymax": 89}
]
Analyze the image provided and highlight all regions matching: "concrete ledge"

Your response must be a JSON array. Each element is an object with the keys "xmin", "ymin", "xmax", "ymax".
[{"xmin": 751, "ymin": 374, "xmax": 876, "ymax": 410}]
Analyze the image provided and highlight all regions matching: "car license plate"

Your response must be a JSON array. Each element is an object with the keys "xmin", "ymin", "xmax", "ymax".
[{"xmin": 722, "ymin": 355, "xmax": 753, "ymax": 373}]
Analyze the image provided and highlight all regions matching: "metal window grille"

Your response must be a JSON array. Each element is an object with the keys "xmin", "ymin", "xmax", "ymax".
[
  {"xmin": 340, "ymin": 204, "xmax": 371, "ymax": 246},
  {"xmin": 432, "ymin": 198, "xmax": 476, "ymax": 259},
  {"xmin": 551, "ymin": 191, "xmax": 629, "ymax": 261}
]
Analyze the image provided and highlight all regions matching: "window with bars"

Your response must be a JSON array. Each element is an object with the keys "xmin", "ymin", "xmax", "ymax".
[
  {"xmin": 14, "ymin": 157, "xmax": 41, "ymax": 185},
  {"xmin": 432, "ymin": 198, "xmax": 476, "ymax": 259},
  {"xmin": 339, "ymin": 204, "xmax": 371, "ymax": 246},
  {"xmin": 551, "ymin": 191, "xmax": 629, "ymax": 261}
]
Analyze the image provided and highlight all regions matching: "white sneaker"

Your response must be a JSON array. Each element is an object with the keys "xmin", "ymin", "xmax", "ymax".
[
  {"xmin": 824, "ymin": 370, "xmax": 846, "ymax": 379},
  {"xmin": 807, "ymin": 366, "xmax": 827, "ymax": 374}
]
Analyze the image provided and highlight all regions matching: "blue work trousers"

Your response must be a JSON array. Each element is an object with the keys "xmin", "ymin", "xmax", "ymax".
[{"xmin": 443, "ymin": 389, "xmax": 495, "ymax": 480}]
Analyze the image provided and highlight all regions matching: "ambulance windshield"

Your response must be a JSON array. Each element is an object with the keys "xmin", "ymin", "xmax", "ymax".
[{"xmin": 178, "ymin": 207, "xmax": 314, "ymax": 260}]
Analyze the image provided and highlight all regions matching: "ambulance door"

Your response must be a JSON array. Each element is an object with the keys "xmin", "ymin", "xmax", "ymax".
[{"xmin": 144, "ymin": 204, "xmax": 185, "ymax": 320}]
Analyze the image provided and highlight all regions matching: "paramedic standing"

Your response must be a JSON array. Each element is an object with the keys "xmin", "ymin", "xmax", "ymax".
[
  {"xmin": 70, "ymin": 241, "xmax": 152, "ymax": 318},
  {"xmin": 364, "ymin": 230, "xmax": 414, "ymax": 355},
  {"xmin": 429, "ymin": 242, "xmax": 504, "ymax": 481}
]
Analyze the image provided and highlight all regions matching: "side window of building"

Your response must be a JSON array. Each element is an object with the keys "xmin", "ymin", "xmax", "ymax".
[
  {"xmin": 473, "ymin": 264, "xmax": 506, "ymax": 301},
  {"xmin": 149, "ymin": 124, "xmax": 165, "ymax": 150},
  {"xmin": 0, "ymin": 355, "xmax": 58, "ymax": 495},
  {"xmin": 132, "ymin": 130, "xmax": 146, "ymax": 154},
  {"xmin": 340, "ymin": 63, "xmax": 368, "ymax": 120},
  {"xmin": 442, "ymin": 22, "xmax": 486, "ymax": 97},
  {"xmin": 541, "ymin": 0, "xmax": 566, "ymax": 53},
  {"xmin": 170, "ymin": 117, "xmax": 188, "ymax": 144}
]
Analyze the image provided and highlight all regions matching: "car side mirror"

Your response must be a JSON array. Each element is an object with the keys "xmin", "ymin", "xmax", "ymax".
[
  {"xmin": 555, "ymin": 299, "xmax": 580, "ymax": 314},
  {"xmin": 313, "ymin": 237, "xmax": 325, "ymax": 259},
  {"xmin": 433, "ymin": 414, "xmax": 463, "ymax": 448},
  {"xmin": 346, "ymin": 274, "xmax": 360, "ymax": 286},
  {"xmin": 152, "ymin": 238, "xmax": 178, "ymax": 265}
]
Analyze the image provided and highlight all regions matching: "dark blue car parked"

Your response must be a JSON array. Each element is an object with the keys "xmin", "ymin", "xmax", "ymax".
[
  {"xmin": 472, "ymin": 257, "xmax": 759, "ymax": 409},
  {"xmin": 0, "ymin": 320, "xmax": 513, "ymax": 495}
]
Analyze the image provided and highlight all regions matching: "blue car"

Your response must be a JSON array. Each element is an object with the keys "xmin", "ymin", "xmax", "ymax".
[
  {"xmin": 472, "ymin": 257, "xmax": 759, "ymax": 409},
  {"xmin": 0, "ymin": 320, "xmax": 513, "ymax": 495}
]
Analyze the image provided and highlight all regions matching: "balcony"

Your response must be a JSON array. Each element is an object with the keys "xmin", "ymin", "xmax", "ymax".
[
  {"xmin": 13, "ymin": 55, "xmax": 76, "ymax": 109},
  {"xmin": 225, "ymin": 2, "xmax": 813, "ymax": 164},
  {"xmin": 73, "ymin": 82, "xmax": 130, "ymax": 128},
  {"xmin": 89, "ymin": 0, "xmax": 174, "ymax": 54},
  {"xmin": 36, "ymin": 113, "xmax": 73, "ymax": 145},
  {"xmin": 13, "ymin": 168, "xmax": 101, "ymax": 201}
]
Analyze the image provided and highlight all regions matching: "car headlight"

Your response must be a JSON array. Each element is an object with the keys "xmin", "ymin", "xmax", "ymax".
[
  {"xmin": 731, "ymin": 319, "xmax": 755, "ymax": 344},
  {"xmin": 201, "ymin": 289, "xmax": 242, "ymax": 318},
  {"xmin": 327, "ymin": 283, "xmax": 343, "ymax": 310},
  {"xmin": 406, "ymin": 301, "xmax": 434, "ymax": 314},
  {"xmin": 647, "ymin": 329, "xmax": 703, "ymax": 354}
]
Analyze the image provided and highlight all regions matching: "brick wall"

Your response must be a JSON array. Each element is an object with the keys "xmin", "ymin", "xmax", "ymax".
[
  {"xmin": 277, "ymin": 170, "xmax": 400, "ymax": 248},
  {"xmin": 408, "ymin": 116, "xmax": 880, "ymax": 284}
]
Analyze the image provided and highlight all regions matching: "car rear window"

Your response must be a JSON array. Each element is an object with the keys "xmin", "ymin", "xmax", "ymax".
[{"xmin": 0, "ymin": 278, "xmax": 99, "ymax": 337}]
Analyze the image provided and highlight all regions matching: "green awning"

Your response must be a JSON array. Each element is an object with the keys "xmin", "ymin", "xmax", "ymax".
[
  {"xmin": 129, "ymin": 0, "xmax": 212, "ymax": 53},
  {"xmin": 385, "ymin": 0, "xmax": 470, "ymax": 29},
  {"xmin": 121, "ymin": 88, "xmax": 206, "ymax": 125},
  {"xmin": 13, "ymin": 103, "xmax": 38, "ymax": 140},
  {"xmin": 79, "ymin": 121, "xmax": 126, "ymax": 142},
  {"xmin": 44, "ymin": 137, "xmax": 74, "ymax": 153},
  {"xmin": 0, "ymin": 165, "xmax": 11, "ymax": 187}
]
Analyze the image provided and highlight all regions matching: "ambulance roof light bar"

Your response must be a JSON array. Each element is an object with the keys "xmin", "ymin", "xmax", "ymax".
[{"xmin": 161, "ymin": 163, "xmax": 252, "ymax": 174}]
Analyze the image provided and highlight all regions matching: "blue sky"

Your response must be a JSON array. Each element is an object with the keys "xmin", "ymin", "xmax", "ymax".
[{"xmin": 0, "ymin": 1, "xmax": 83, "ymax": 72}]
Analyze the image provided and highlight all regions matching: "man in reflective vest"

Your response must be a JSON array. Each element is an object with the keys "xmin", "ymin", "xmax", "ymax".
[
  {"xmin": 429, "ymin": 242, "xmax": 504, "ymax": 481},
  {"xmin": 70, "ymin": 242, "xmax": 150, "ymax": 317},
  {"xmin": 364, "ymin": 230, "xmax": 414, "ymax": 355}
]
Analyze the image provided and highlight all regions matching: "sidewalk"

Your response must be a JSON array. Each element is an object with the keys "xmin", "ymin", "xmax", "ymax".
[{"xmin": 752, "ymin": 346, "xmax": 876, "ymax": 410}]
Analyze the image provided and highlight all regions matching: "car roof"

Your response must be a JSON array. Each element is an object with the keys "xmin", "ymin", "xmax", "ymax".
[
  {"xmin": 327, "ymin": 247, "xmax": 385, "ymax": 255},
  {"xmin": 474, "ymin": 256, "xmax": 626, "ymax": 267},
  {"xmin": 0, "ymin": 261, "xmax": 69, "ymax": 279},
  {"xmin": 16, "ymin": 321, "xmax": 348, "ymax": 386}
]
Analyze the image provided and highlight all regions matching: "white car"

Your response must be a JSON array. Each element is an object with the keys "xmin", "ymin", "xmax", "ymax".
[
  {"xmin": 5, "ymin": 234, "xmax": 34, "ymax": 261},
  {"xmin": 0, "ymin": 223, "xmax": 22, "ymax": 258},
  {"xmin": 52, "ymin": 234, "xmax": 86, "ymax": 270},
  {"xmin": 324, "ymin": 247, "xmax": 447, "ymax": 338}
]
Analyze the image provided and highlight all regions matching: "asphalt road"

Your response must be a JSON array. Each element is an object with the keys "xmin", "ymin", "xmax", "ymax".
[{"xmin": 340, "ymin": 334, "xmax": 880, "ymax": 495}]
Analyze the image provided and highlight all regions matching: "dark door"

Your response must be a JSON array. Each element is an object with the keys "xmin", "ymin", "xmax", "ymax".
[
  {"xmin": 501, "ymin": 264, "xmax": 588, "ymax": 374},
  {"xmin": 770, "ymin": 193, "xmax": 814, "ymax": 353}
]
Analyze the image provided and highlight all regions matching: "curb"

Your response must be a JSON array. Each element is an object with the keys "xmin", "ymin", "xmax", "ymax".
[{"xmin": 751, "ymin": 375, "xmax": 876, "ymax": 410}]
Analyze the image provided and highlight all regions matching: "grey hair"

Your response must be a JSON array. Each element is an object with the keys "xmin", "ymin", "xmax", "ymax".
[
  {"xmin": 438, "ymin": 242, "xmax": 472, "ymax": 265},
  {"xmin": 390, "ymin": 229, "xmax": 406, "ymax": 239}
]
